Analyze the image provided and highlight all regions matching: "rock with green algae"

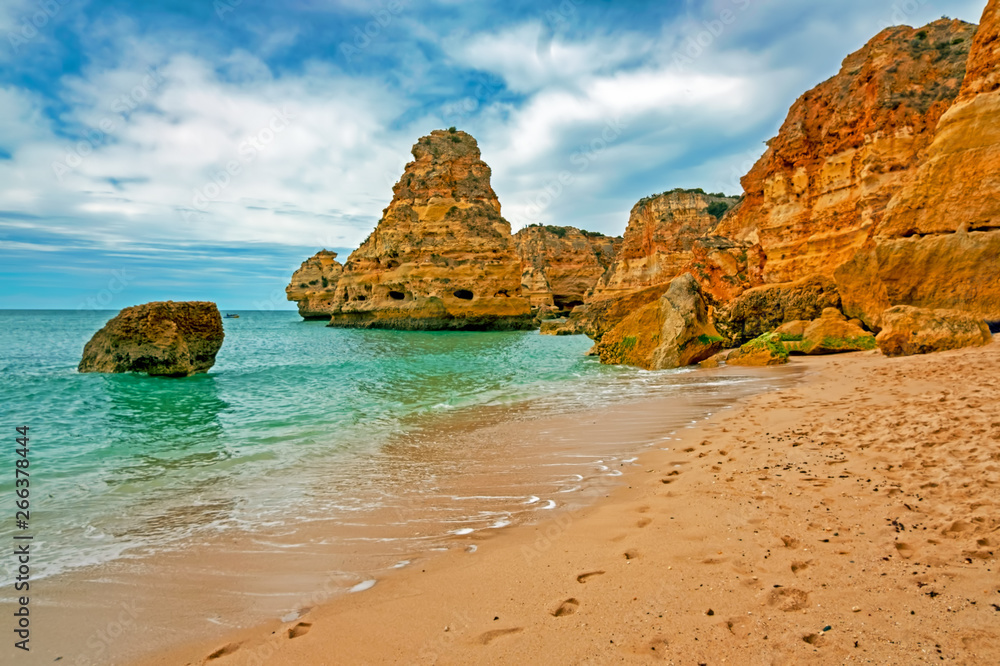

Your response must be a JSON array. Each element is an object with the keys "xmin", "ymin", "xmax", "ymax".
[{"xmin": 726, "ymin": 332, "xmax": 790, "ymax": 366}]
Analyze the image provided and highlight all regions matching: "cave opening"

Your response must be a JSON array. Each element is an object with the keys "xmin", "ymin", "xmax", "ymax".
[{"xmin": 453, "ymin": 289, "xmax": 474, "ymax": 300}]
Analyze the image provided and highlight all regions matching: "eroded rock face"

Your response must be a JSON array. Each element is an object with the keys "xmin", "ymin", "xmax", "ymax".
[
  {"xmin": 875, "ymin": 305, "xmax": 992, "ymax": 357},
  {"xmin": 592, "ymin": 190, "xmax": 740, "ymax": 300},
  {"xmin": 325, "ymin": 130, "xmax": 532, "ymax": 330},
  {"xmin": 838, "ymin": 2, "xmax": 1000, "ymax": 326},
  {"xmin": 596, "ymin": 274, "xmax": 724, "ymax": 370},
  {"xmin": 716, "ymin": 19, "xmax": 977, "ymax": 284},
  {"xmin": 713, "ymin": 275, "xmax": 842, "ymax": 346},
  {"xmin": 285, "ymin": 250, "xmax": 344, "ymax": 319},
  {"xmin": 513, "ymin": 225, "xmax": 619, "ymax": 311},
  {"xmin": 79, "ymin": 301, "xmax": 224, "ymax": 376},
  {"xmin": 557, "ymin": 283, "xmax": 672, "ymax": 342}
]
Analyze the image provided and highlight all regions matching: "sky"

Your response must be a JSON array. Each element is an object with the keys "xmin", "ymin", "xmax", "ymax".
[{"xmin": 0, "ymin": 0, "xmax": 988, "ymax": 310}]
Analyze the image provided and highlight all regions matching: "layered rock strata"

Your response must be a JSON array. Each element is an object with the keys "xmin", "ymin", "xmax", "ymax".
[
  {"xmin": 325, "ymin": 130, "xmax": 532, "ymax": 330},
  {"xmin": 716, "ymin": 19, "xmax": 977, "ymax": 284},
  {"xmin": 513, "ymin": 225, "xmax": 619, "ymax": 311},
  {"xmin": 838, "ymin": 3, "xmax": 1000, "ymax": 326},
  {"xmin": 285, "ymin": 250, "xmax": 344, "ymax": 319},
  {"xmin": 592, "ymin": 189, "xmax": 740, "ymax": 299},
  {"xmin": 79, "ymin": 301, "xmax": 224, "ymax": 376}
]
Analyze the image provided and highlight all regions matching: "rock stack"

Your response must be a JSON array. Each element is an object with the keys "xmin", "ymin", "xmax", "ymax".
[{"xmin": 323, "ymin": 129, "xmax": 533, "ymax": 330}]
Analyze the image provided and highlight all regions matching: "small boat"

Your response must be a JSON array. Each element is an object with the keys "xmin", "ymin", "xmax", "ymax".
[{"xmin": 224, "ymin": 313, "xmax": 240, "ymax": 319}]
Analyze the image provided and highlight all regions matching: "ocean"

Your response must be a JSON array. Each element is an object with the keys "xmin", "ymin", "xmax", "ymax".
[{"xmin": 0, "ymin": 309, "xmax": 798, "ymax": 661}]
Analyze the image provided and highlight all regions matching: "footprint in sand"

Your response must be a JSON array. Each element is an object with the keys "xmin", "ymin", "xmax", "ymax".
[
  {"xmin": 551, "ymin": 598, "xmax": 580, "ymax": 617},
  {"xmin": 287, "ymin": 622, "xmax": 312, "ymax": 639},
  {"xmin": 637, "ymin": 517, "xmax": 652, "ymax": 528},
  {"xmin": 476, "ymin": 627, "xmax": 523, "ymax": 645},
  {"xmin": 791, "ymin": 561, "xmax": 811, "ymax": 574},
  {"xmin": 766, "ymin": 588, "xmax": 809, "ymax": 612},
  {"xmin": 577, "ymin": 571, "xmax": 605, "ymax": 583},
  {"xmin": 894, "ymin": 542, "xmax": 916, "ymax": 559},
  {"xmin": 624, "ymin": 549, "xmax": 640, "ymax": 560},
  {"xmin": 205, "ymin": 643, "xmax": 240, "ymax": 660}
]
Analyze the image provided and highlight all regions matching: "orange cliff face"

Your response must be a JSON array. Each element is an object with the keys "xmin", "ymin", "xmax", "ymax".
[
  {"xmin": 838, "ymin": 1, "xmax": 1000, "ymax": 326},
  {"xmin": 285, "ymin": 250, "xmax": 344, "ymax": 319},
  {"xmin": 716, "ymin": 19, "xmax": 977, "ymax": 285},
  {"xmin": 513, "ymin": 225, "xmax": 619, "ymax": 311},
  {"xmin": 590, "ymin": 189, "xmax": 741, "ymax": 300},
  {"xmin": 325, "ymin": 129, "xmax": 533, "ymax": 330}
]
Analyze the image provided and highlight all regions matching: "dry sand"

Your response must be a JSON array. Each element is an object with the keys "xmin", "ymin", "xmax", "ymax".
[{"xmin": 136, "ymin": 340, "xmax": 1000, "ymax": 665}]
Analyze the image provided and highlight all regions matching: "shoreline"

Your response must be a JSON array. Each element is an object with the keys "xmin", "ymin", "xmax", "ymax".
[
  {"xmin": 132, "ymin": 338, "xmax": 1000, "ymax": 665},
  {"xmin": 26, "ymin": 354, "xmax": 800, "ymax": 666}
]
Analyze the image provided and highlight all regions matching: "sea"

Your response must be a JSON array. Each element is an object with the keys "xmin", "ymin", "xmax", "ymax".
[{"xmin": 0, "ymin": 309, "xmax": 798, "ymax": 661}]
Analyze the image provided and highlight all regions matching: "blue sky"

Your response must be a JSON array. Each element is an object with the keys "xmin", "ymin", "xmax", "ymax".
[{"xmin": 0, "ymin": 0, "xmax": 987, "ymax": 309}]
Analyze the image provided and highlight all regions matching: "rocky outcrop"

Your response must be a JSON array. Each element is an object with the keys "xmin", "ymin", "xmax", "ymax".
[
  {"xmin": 727, "ymin": 332, "xmax": 790, "ymax": 367},
  {"xmin": 875, "ymin": 305, "xmax": 993, "ymax": 357},
  {"xmin": 79, "ymin": 301, "xmax": 224, "ymax": 376},
  {"xmin": 514, "ymin": 225, "xmax": 619, "ymax": 311},
  {"xmin": 796, "ymin": 308, "xmax": 876, "ymax": 355},
  {"xmin": 285, "ymin": 250, "xmax": 344, "ymax": 319},
  {"xmin": 591, "ymin": 189, "xmax": 740, "ymax": 299},
  {"xmin": 324, "ymin": 130, "xmax": 532, "ymax": 330},
  {"xmin": 679, "ymin": 234, "xmax": 765, "ymax": 305},
  {"xmin": 713, "ymin": 275, "xmax": 842, "ymax": 346},
  {"xmin": 555, "ymin": 283, "xmax": 672, "ymax": 341},
  {"xmin": 838, "ymin": 3, "xmax": 1000, "ymax": 327},
  {"xmin": 595, "ymin": 274, "xmax": 724, "ymax": 370},
  {"xmin": 716, "ymin": 19, "xmax": 977, "ymax": 285}
]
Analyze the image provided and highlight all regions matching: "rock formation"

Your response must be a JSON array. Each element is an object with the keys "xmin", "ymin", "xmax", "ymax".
[
  {"xmin": 716, "ymin": 19, "xmax": 977, "ymax": 285},
  {"xmin": 875, "ymin": 305, "xmax": 993, "ymax": 356},
  {"xmin": 285, "ymin": 250, "xmax": 344, "ymax": 319},
  {"xmin": 713, "ymin": 275, "xmax": 842, "ymax": 346},
  {"xmin": 595, "ymin": 274, "xmax": 724, "ymax": 370},
  {"xmin": 549, "ymin": 282, "xmax": 672, "ymax": 341},
  {"xmin": 795, "ymin": 308, "xmax": 876, "ymax": 355},
  {"xmin": 727, "ymin": 332, "xmax": 790, "ymax": 367},
  {"xmin": 592, "ymin": 189, "xmax": 741, "ymax": 299},
  {"xmin": 513, "ymin": 225, "xmax": 619, "ymax": 311},
  {"xmin": 79, "ymin": 301, "xmax": 225, "ymax": 376},
  {"xmin": 324, "ymin": 129, "xmax": 533, "ymax": 330},
  {"xmin": 838, "ymin": 2, "xmax": 1000, "ymax": 327}
]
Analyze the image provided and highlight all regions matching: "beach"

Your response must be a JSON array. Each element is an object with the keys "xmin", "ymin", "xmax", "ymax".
[{"xmin": 132, "ymin": 339, "xmax": 1000, "ymax": 665}]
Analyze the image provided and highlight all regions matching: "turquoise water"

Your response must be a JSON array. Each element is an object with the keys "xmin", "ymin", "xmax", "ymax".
[{"xmin": 1, "ymin": 309, "xmax": 682, "ymax": 583}]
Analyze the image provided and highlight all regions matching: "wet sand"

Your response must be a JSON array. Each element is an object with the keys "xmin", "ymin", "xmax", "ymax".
[
  {"xmin": 28, "ymin": 363, "xmax": 800, "ymax": 665},
  {"xmin": 131, "ymin": 339, "xmax": 1000, "ymax": 665}
]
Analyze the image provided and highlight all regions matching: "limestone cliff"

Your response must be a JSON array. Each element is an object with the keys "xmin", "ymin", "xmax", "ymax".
[
  {"xmin": 285, "ymin": 250, "xmax": 344, "ymax": 319},
  {"xmin": 592, "ymin": 189, "xmax": 740, "ymax": 299},
  {"xmin": 513, "ymin": 225, "xmax": 619, "ymax": 311},
  {"xmin": 325, "ymin": 129, "xmax": 533, "ymax": 330},
  {"xmin": 716, "ymin": 19, "xmax": 977, "ymax": 284},
  {"xmin": 838, "ymin": 2, "xmax": 1000, "ymax": 326}
]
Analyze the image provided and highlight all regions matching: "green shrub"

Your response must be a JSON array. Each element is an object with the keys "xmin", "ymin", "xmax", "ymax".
[
  {"xmin": 707, "ymin": 201, "xmax": 730, "ymax": 220},
  {"xmin": 448, "ymin": 126, "xmax": 457, "ymax": 133}
]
